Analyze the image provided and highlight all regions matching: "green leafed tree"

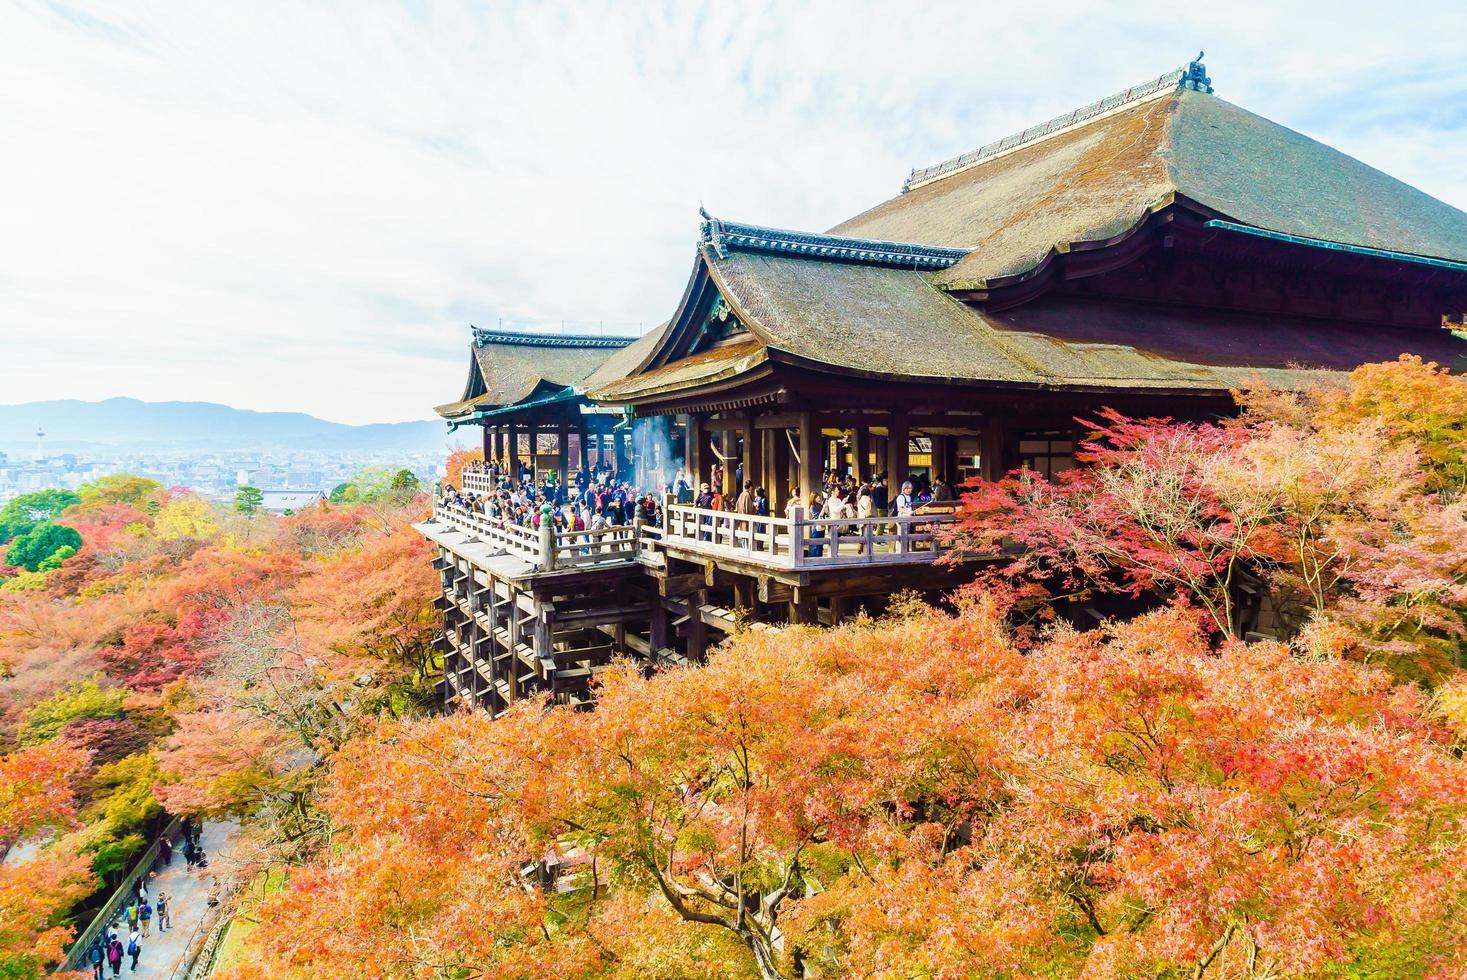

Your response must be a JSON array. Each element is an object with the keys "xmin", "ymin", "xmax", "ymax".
[
  {"xmin": 329, "ymin": 482, "xmax": 357, "ymax": 504},
  {"xmin": 235, "ymin": 485, "xmax": 265, "ymax": 515},
  {"xmin": 5, "ymin": 522, "xmax": 83, "ymax": 571},
  {"xmin": 0, "ymin": 489, "xmax": 80, "ymax": 544}
]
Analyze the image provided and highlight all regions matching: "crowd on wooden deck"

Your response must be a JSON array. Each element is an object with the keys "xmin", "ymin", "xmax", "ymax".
[{"xmin": 439, "ymin": 458, "xmax": 958, "ymax": 536}]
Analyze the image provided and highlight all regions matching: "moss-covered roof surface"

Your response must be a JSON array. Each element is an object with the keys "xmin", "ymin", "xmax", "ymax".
[{"xmin": 832, "ymin": 88, "xmax": 1467, "ymax": 289}]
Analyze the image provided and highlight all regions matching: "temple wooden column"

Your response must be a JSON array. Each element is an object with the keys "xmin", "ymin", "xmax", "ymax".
[
  {"xmin": 852, "ymin": 425, "xmax": 869, "ymax": 483},
  {"xmin": 980, "ymin": 415, "xmax": 1006, "ymax": 481},
  {"xmin": 687, "ymin": 416, "xmax": 705, "ymax": 489},
  {"xmin": 577, "ymin": 424, "xmax": 590, "ymax": 475},
  {"xmin": 556, "ymin": 423, "xmax": 570, "ymax": 488},
  {"xmin": 886, "ymin": 413, "xmax": 909, "ymax": 488},
  {"xmin": 526, "ymin": 424, "xmax": 539, "ymax": 478},
  {"xmin": 718, "ymin": 429, "xmax": 738, "ymax": 494},
  {"xmin": 798, "ymin": 411, "xmax": 819, "ymax": 503},
  {"xmin": 507, "ymin": 422, "xmax": 521, "ymax": 474},
  {"xmin": 744, "ymin": 412, "xmax": 763, "ymax": 498}
]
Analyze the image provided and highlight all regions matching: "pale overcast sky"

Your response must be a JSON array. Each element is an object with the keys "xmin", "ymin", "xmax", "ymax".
[{"xmin": 2, "ymin": 1, "xmax": 1465, "ymax": 424}]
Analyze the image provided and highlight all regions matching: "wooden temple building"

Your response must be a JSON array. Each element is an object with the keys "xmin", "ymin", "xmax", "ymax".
[{"xmin": 419, "ymin": 57, "xmax": 1467, "ymax": 713}]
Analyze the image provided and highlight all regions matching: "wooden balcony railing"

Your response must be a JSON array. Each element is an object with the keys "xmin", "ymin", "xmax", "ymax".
[
  {"xmin": 659, "ymin": 497, "xmax": 956, "ymax": 570},
  {"xmin": 433, "ymin": 490, "xmax": 956, "ymax": 573},
  {"xmin": 431, "ymin": 499, "xmax": 641, "ymax": 571},
  {"xmin": 458, "ymin": 470, "xmax": 496, "ymax": 495}
]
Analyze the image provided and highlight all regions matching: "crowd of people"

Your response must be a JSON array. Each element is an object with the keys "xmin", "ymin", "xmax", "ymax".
[
  {"xmin": 440, "ymin": 457, "xmax": 957, "ymax": 541},
  {"xmin": 442, "ymin": 459, "xmax": 662, "ymax": 536},
  {"xmin": 84, "ymin": 821, "xmax": 209, "ymax": 978}
]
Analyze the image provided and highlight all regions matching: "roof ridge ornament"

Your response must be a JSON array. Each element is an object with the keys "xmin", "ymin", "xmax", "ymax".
[
  {"xmin": 697, "ymin": 213, "xmax": 969, "ymax": 270},
  {"xmin": 902, "ymin": 56, "xmax": 1215, "ymax": 193},
  {"xmin": 1181, "ymin": 52, "xmax": 1213, "ymax": 93}
]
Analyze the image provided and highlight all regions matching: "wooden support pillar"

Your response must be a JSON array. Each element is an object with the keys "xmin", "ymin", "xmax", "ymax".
[
  {"xmin": 688, "ymin": 415, "xmax": 706, "ymax": 488},
  {"xmin": 480, "ymin": 425, "xmax": 491, "ymax": 461},
  {"xmin": 886, "ymin": 412, "xmax": 909, "ymax": 488},
  {"xmin": 980, "ymin": 415, "xmax": 1006, "ymax": 482},
  {"xmin": 769, "ymin": 426, "xmax": 790, "ymax": 510},
  {"xmin": 789, "ymin": 588, "xmax": 816, "ymax": 625},
  {"xmin": 526, "ymin": 424, "xmax": 539, "ymax": 478},
  {"xmin": 687, "ymin": 589, "xmax": 709, "ymax": 662},
  {"xmin": 557, "ymin": 423, "xmax": 570, "ymax": 489},
  {"xmin": 485, "ymin": 579, "xmax": 500, "ymax": 705},
  {"xmin": 578, "ymin": 423, "xmax": 590, "ymax": 475},
  {"xmin": 650, "ymin": 603, "xmax": 670, "ymax": 656},
  {"xmin": 852, "ymin": 425, "xmax": 869, "ymax": 483},
  {"xmin": 507, "ymin": 599, "xmax": 523, "ymax": 704},
  {"xmin": 828, "ymin": 594, "xmax": 848, "ymax": 627},
  {"xmin": 507, "ymin": 422, "xmax": 521, "ymax": 474},
  {"xmin": 798, "ymin": 411, "xmax": 820, "ymax": 504},
  {"xmin": 718, "ymin": 428, "xmax": 737, "ymax": 495},
  {"xmin": 745, "ymin": 413, "xmax": 764, "ymax": 499}
]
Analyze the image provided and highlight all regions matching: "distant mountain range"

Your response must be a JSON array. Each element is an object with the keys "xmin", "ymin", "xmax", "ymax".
[{"xmin": 0, "ymin": 398, "xmax": 451, "ymax": 452}]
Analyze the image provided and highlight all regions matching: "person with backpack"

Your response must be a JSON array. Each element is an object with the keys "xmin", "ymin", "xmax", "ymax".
[
  {"xmin": 87, "ymin": 940, "xmax": 104, "ymax": 980},
  {"xmin": 139, "ymin": 899, "xmax": 152, "ymax": 937},
  {"xmin": 105, "ymin": 937, "xmax": 123, "ymax": 977},
  {"xmin": 126, "ymin": 929, "xmax": 142, "ymax": 971},
  {"xmin": 156, "ymin": 891, "xmax": 170, "ymax": 932}
]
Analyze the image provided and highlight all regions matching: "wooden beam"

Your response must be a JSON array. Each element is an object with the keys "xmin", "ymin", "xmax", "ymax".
[{"xmin": 756, "ymin": 575, "xmax": 793, "ymax": 604}]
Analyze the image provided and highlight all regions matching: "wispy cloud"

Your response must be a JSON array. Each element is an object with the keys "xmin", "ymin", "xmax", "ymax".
[{"xmin": 1, "ymin": 1, "xmax": 1464, "ymax": 422}]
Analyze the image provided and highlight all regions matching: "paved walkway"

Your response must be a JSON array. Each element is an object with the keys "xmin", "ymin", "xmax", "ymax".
[{"xmin": 100, "ymin": 821, "xmax": 238, "ymax": 979}]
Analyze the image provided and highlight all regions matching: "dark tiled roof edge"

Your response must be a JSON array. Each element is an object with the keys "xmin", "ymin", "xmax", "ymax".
[
  {"xmin": 470, "ymin": 328, "xmax": 637, "ymax": 350},
  {"xmin": 699, "ymin": 211, "xmax": 969, "ymax": 270}
]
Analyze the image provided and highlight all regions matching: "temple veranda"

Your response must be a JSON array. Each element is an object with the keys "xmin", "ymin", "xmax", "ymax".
[{"xmin": 420, "ymin": 56, "xmax": 1467, "ymax": 714}]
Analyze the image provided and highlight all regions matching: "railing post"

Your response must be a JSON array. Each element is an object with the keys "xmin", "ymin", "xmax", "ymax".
[
  {"xmin": 538, "ymin": 503, "xmax": 556, "ymax": 571},
  {"xmin": 791, "ymin": 506, "xmax": 804, "ymax": 567}
]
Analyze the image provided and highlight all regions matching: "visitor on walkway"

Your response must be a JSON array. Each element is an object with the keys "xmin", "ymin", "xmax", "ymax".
[
  {"xmin": 139, "ymin": 898, "xmax": 152, "ymax": 936},
  {"xmin": 126, "ymin": 928, "xmax": 142, "ymax": 971},
  {"xmin": 157, "ymin": 891, "xmax": 170, "ymax": 932},
  {"xmin": 158, "ymin": 832, "xmax": 173, "ymax": 866},
  {"xmin": 88, "ymin": 940, "xmax": 104, "ymax": 979},
  {"xmin": 183, "ymin": 835, "xmax": 195, "ymax": 867},
  {"xmin": 106, "ymin": 936, "xmax": 123, "ymax": 977}
]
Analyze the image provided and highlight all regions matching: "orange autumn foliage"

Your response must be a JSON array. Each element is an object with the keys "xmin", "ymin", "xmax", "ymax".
[
  {"xmin": 0, "ymin": 741, "xmax": 96, "ymax": 974},
  {"xmin": 221, "ymin": 602, "xmax": 1467, "ymax": 979}
]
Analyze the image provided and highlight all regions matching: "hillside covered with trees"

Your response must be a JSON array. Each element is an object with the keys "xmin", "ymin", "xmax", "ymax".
[
  {"xmin": 4, "ymin": 357, "xmax": 1467, "ymax": 979},
  {"xmin": 0, "ymin": 473, "xmax": 436, "ymax": 977}
]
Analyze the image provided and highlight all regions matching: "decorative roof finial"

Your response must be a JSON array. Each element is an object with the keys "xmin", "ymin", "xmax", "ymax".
[
  {"xmin": 699, "ymin": 207, "xmax": 726, "ymax": 258},
  {"xmin": 1182, "ymin": 51, "xmax": 1213, "ymax": 93}
]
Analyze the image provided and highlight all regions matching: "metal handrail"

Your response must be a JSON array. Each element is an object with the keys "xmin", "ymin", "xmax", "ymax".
[{"xmin": 59, "ymin": 816, "xmax": 183, "ymax": 972}]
